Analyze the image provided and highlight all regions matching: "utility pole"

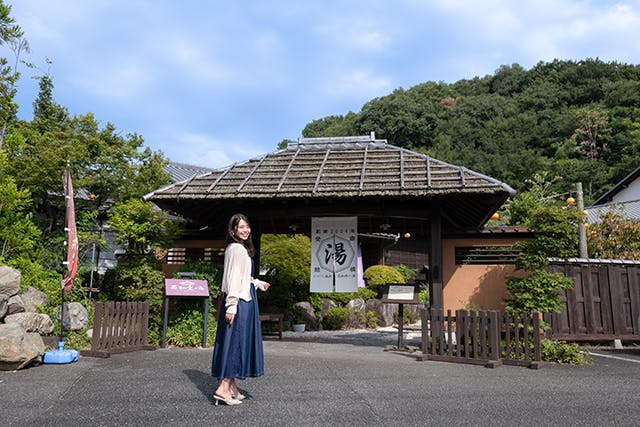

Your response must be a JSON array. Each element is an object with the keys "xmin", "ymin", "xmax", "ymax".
[{"xmin": 576, "ymin": 182, "xmax": 588, "ymax": 258}]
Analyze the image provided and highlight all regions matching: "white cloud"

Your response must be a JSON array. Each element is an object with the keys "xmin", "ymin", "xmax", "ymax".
[
  {"xmin": 160, "ymin": 34, "xmax": 233, "ymax": 85},
  {"xmin": 12, "ymin": 0, "xmax": 112, "ymax": 48},
  {"xmin": 8, "ymin": 0, "xmax": 640, "ymax": 167},
  {"xmin": 169, "ymin": 131, "xmax": 269, "ymax": 169},
  {"xmin": 323, "ymin": 69, "xmax": 393, "ymax": 99},
  {"xmin": 314, "ymin": 18, "xmax": 392, "ymax": 52},
  {"xmin": 71, "ymin": 61, "xmax": 153, "ymax": 101}
]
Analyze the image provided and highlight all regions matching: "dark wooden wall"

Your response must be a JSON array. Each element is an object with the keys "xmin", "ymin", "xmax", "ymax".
[{"xmin": 546, "ymin": 261, "xmax": 640, "ymax": 341}]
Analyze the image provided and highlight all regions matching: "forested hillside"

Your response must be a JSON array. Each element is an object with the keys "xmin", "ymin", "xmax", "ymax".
[{"xmin": 302, "ymin": 59, "xmax": 640, "ymax": 203}]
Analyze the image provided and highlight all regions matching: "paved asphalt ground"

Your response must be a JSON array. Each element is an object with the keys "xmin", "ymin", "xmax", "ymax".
[{"xmin": 1, "ymin": 330, "xmax": 639, "ymax": 427}]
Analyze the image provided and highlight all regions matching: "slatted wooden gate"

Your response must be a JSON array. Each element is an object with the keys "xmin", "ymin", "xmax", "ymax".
[
  {"xmin": 418, "ymin": 308, "xmax": 543, "ymax": 368},
  {"xmin": 81, "ymin": 301, "xmax": 156, "ymax": 358}
]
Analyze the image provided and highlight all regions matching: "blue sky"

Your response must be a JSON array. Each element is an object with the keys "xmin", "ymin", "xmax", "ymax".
[{"xmin": 6, "ymin": 0, "xmax": 640, "ymax": 168}]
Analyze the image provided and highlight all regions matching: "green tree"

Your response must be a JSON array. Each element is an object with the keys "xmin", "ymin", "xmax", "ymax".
[
  {"xmin": 587, "ymin": 210, "xmax": 640, "ymax": 260},
  {"xmin": 300, "ymin": 59, "xmax": 640, "ymax": 198},
  {"xmin": 260, "ymin": 234, "xmax": 311, "ymax": 307},
  {"xmin": 0, "ymin": 152, "xmax": 38, "ymax": 257},
  {"xmin": 4, "ymin": 75, "xmax": 170, "ymax": 234},
  {"xmin": 0, "ymin": 0, "xmax": 25, "ymax": 149},
  {"xmin": 302, "ymin": 112, "xmax": 358, "ymax": 138},
  {"xmin": 571, "ymin": 105, "xmax": 610, "ymax": 159},
  {"xmin": 504, "ymin": 184, "xmax": 582, "ymax": 315},
  {"xmin": 108, "ymin": 198, "xmax": 180, "ymax": 256}
]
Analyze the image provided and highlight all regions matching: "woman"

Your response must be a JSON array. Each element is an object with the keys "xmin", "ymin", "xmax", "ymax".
[{"xmin": 211, "ymin": 214, "xmax": 270, "ymax": 406}]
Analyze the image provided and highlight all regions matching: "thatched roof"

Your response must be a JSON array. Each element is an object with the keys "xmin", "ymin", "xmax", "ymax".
[
  {"xmin": 165, "ymin": 162, "xmax": 213, "ymax": 183},
  {"xmin": 145, "ymin": 135, "xmax": 516, "ymax": 234}
]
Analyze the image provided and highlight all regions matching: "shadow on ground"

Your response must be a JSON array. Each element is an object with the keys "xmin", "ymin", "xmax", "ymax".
[
  {"xmin": 275, "ymin": 330, "xmax": 422, "ymax": 349},
  {"xmin": 183, "ymin": 369, "xmax": 215, "ymax": 403}
]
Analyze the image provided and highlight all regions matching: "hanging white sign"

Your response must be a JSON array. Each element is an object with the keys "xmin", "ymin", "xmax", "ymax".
[{"xmin": 310, "ymin": 217, "xmax": 358, "ymax": 293}]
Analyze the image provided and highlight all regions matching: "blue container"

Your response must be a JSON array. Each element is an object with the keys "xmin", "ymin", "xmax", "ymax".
[{"xmin": 43, "ymin": 342, "xmax": 79, "ymax": 364}]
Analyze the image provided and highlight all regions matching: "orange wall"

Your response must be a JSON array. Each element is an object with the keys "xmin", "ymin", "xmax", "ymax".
[{"xmin": 442, "ymin": 237, "xmax": 527, "ymax": 312}]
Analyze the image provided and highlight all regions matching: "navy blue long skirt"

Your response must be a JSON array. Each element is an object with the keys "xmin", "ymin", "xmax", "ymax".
[{"xmin": 211, "ymin": 284, "xmax": 264, "ymax": 380}]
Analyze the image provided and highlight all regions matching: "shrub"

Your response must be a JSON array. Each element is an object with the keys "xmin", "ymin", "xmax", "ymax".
[
  {"xmin": 418, "ymin": 288, "xmax": 430, "ymax": 304},
  {"xmin": 541, "ymin": 339, "xmax": 592, "ymax": 365},
  {"xmin": 165, "ymin": 308, "xmax": 217, "ymax": 347},
  {"xmin": 363, "ymin": 265, "xmax": 405, "ymax": 289},
  {"xmin": 60, "ymin": 328, "xmax": 92, "ymax": 351},
  {"xmin": 365, "ymin": 310, "xmax": 378, "ymax": 329},
  {"xmin": 397, "ymin": 307, "xmax": 420, "ymax": 325},
  {"xmin": 4, "ymin": 256, "xmax": 63, "ymax": 304},
  {"xmin": 349, "ymin": 310, "xmax": 366, "ymax": 329},
  {"xmin": 505, "ymin": 270, "xmax": 574, "ymax": 314},
  {"xmin": 292, "ymin": 305, "xmax": 307, "ymax": 323},
  {"xmin": 393, "ymin": 264, "xmax": 417, "ymax": 282},
  {"xmin": 322, "ymin": 307, "xmax": 351, "ymax": 330}
]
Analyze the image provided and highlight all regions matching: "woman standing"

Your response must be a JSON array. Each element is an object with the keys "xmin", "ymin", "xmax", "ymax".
[{"xmin": 211, "ymin": 213, "xmax": 270, "ymax": 406}]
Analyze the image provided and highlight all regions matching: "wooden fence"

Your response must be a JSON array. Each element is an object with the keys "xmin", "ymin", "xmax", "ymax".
[
  {"xmin": 546, "ymin": 260, "xmax": 640, "ymax": 341},
  {"xmin": 81, "ymin": 301, "xmax": 156, "ymax": 358},
  {"xmin": 417, "ymin": 308, "xmax": 543, "ymax": 369}
]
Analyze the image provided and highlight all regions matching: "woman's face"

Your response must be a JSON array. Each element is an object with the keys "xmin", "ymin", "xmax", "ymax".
[{"xmin": 235, "ymin": 219, "xmax": 251, "ymax": 241}]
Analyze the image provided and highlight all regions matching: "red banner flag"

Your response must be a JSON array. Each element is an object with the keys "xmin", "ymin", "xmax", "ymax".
[{"xmin": 61, "ymin": 167, "xmax": 78, "ymax": 297}]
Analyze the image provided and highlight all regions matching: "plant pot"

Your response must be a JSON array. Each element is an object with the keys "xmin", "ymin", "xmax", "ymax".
[{"xmin": 292, "ymin": 323, "xmax": 306, "ymax": 332}]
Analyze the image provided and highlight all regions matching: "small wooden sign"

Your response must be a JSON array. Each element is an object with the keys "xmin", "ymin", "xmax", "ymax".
[
  {"xmin": 381, "ymin": 283, "xmax": 420, "ymax": 304},
  {"xmin": 164, "ymin": 279, "xmax": 209, "ymax": 297}
]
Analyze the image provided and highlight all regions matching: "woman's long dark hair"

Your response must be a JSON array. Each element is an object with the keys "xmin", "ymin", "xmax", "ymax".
[{"xmin": 225, "ymin": 213, "xmax": 255, "ymax": 257}]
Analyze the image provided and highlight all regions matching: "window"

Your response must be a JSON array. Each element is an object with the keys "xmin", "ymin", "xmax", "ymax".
[
  {"xmin": 166, "ymin": 247, "xmax": 224, "ymax": 264},
  {"xmin": 455, "ymin": 246, "xmax": 518, "ymax": 265}
]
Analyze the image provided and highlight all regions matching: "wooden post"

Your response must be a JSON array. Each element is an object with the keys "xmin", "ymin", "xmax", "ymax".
[
  {"xmin": 576, "ymin": 182, "xmax": 588, "ymax": 258},
  {"xmin": 397, "ymin": 303, "xmax": 405, "ymax": 349},
  {"xmin": 486, "ymin": 310, "xmax": 502, "ymax": 368},
  {"xmin": 429, "ymin": 208, "xmax": 443, "ymax": 311}
]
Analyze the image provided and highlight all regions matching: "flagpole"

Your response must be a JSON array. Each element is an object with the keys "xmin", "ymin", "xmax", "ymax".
[
  {"xmin": 42, "ymin": 164, "xmax": 79, "ymax": 363},
  {"xmin": 59, "ymin": 163, "xmax": 70, "ymax": 347}
]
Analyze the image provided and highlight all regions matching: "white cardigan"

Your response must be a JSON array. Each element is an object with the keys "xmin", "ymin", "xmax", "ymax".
[{"xmin": 222, "ymin": 243, "xmax": 268, "ymax": 314}]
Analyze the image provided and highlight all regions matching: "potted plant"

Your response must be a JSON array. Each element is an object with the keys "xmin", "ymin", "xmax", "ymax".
[{"xmin": 291, "ymin": 305, "xmax": 307, "ymax": 332}]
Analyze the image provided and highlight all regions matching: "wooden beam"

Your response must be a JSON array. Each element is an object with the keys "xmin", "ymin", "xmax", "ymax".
[{"xmin": 429, "ymin": 207, "xmax": 444, "ymax": 311}]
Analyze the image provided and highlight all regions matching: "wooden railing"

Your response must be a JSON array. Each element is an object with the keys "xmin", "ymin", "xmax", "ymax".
[
  {"xmin": 417, "ymin": 308, "xmax": 543, "ymax": 369},
  {"xmin": 80, "ymin": 301, "xmax": 156, "ymax": 358}
]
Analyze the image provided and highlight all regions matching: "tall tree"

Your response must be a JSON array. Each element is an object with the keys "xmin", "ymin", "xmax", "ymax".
[{"xmin": 0, "ymin": 1, "xmax": 26, "ymax": 149}]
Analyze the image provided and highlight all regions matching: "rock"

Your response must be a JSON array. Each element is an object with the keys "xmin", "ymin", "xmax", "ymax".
[
  {"xmin": 293, "ymin": 301, "xmax": 318, "ymax": 331},
  {"xmin": 0, "ymin": 266, "xmax": 21, "ymax": 298},
  {"xmin": 7, "ymin": 295, "xmax": 25, "ymax": 315},
  {"xmin": 347, "ymin": 298, "xmax": 365, "ymax": 313},
  {"xmin": 365, "ymin": 299, "xmax": 398, "ymax": 327},
  {"xmin": 59, "ymin": 302, "xmax": 89, "ymax": 331},
  {"xmin": 0, "ymin": 322, "xmax": 45, "ymax": 370},
  {"xmin": 320, "ymin": 298, "xmax": 337, "ymax": 318},
  {"xmin": 0, "ymin": 294, "xmax": 8, "ymax": 320},
  {"xmin": 4, "ymin": 312, "xmax": 55, "ymax": 334},
  {"xmin": 20, "ymin": 287, "xmax": 49, "ymax": 313}
]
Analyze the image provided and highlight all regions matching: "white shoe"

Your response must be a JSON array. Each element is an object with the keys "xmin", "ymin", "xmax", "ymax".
[{"xmin": 213, "ymin": 394, "xmax": 242, "ymax": 406}]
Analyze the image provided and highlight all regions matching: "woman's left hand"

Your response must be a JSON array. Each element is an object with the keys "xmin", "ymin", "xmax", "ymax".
[
  {"xmin": 262, "ymin": 282, "xmax": 270, "ymax": 291},
  {"xmin": 225, "ymin": 312, "xmax": 235, "ymax": 324}
]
